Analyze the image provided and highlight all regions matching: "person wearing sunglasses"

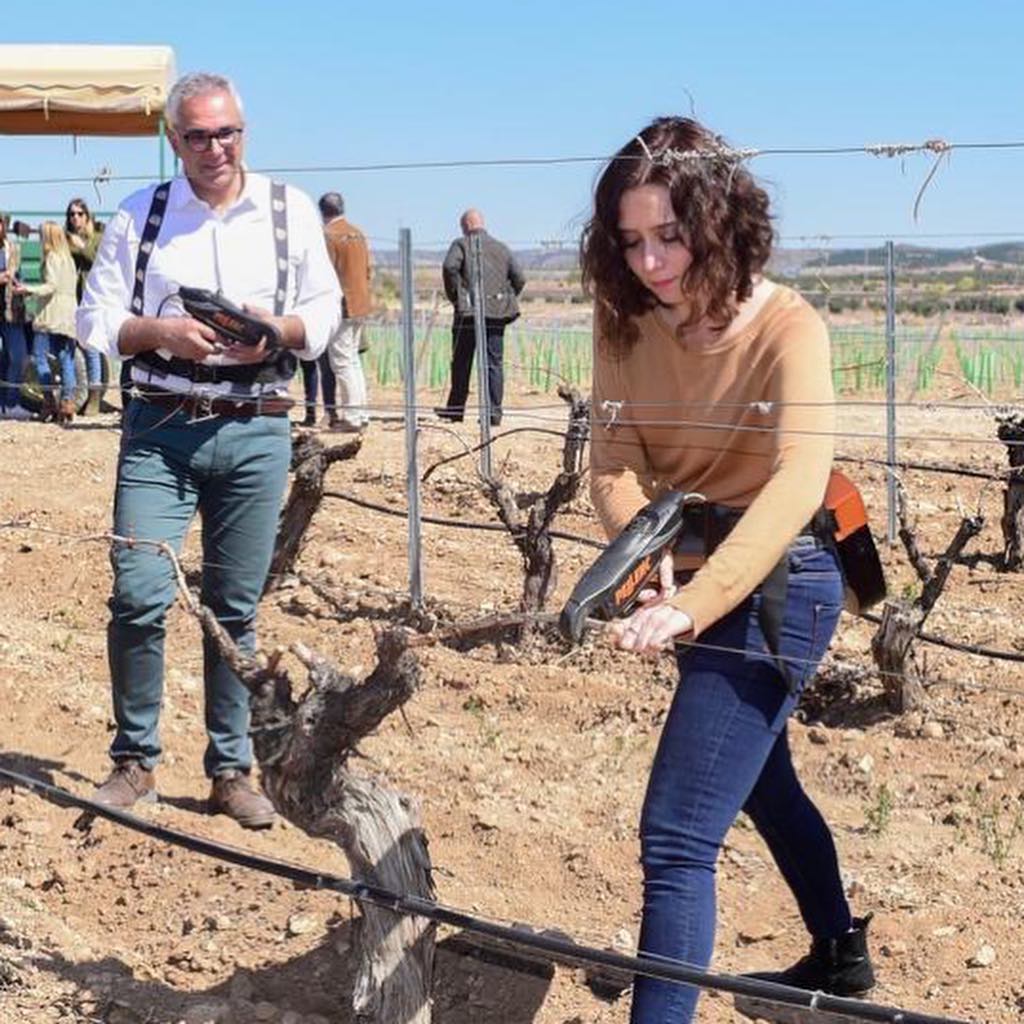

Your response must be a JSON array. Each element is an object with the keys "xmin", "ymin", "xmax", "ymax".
[
  {"xmin": 77, "ymin": 72, "xmax": 340, "ymax": 830},
  {"xmin": 65, "ymin": 198, "xmax": 107, "ymax": 414}
]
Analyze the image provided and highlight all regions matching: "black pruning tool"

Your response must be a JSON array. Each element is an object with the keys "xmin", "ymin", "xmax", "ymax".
[
  {"xmin": 178, "ymin": 286, "xmax": 282, "ymax": 349},
  {"xmin": 559, "ymin": 490, "xmax": 706, "ymax": 644}
]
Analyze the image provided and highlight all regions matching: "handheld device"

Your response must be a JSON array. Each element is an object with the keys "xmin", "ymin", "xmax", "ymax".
[
  {"xmin": 178, "ymin": 286, "xmax": 282, "ymax": 349},
  {"xmin": 559, "ymin": 470, "xmax": 886, "ymax": 646},
  {"xmin": 558, "ymin": 491, "xmax": 705, "ymax": 644}
]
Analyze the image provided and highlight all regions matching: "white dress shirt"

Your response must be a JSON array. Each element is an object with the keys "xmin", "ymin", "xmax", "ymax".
[{"xmin": 77, "ymin": 172, "xmax": 341, "ymax": 397}]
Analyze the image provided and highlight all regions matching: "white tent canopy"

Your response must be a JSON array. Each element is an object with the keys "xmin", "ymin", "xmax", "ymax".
[{"xmin": 0, "ymin": 44, "xmax": 176, "ymax": 136}]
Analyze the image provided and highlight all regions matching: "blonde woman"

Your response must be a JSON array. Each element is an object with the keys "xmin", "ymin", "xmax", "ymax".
[{"xmin": 16, "ymin": 221, "xmax": 79, "ymax": 423}]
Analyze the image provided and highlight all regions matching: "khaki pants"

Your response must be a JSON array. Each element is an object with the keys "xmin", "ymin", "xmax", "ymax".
[{"xmin": 326, "ymin": 317, "xmax": 369, "ymax": 427}]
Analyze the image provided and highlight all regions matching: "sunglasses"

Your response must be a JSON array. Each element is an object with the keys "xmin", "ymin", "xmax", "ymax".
[{"xmin": 179, "ymin": 126, "xmax": 244, "ymax": 153}]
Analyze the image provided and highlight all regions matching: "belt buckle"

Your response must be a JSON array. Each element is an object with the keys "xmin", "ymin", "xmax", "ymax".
[{"xmin": 188, "ymin": 393, "xmax": 218, "ymax": 424}]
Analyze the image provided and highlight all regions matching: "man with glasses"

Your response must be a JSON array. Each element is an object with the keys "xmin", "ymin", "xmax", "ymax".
[{"xmin": 78, "ymin": 72, "xmax": 340, "ymax": 829}]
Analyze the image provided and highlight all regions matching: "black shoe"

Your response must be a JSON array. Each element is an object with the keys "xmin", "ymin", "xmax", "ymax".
[
  {"xmin": 433, "ymin": 406, "xmax": 463, "ymax": 423},
  {"xmin": 743, "ymin": 916, "xmax": 876, "ymax": 997},
  {"xmin": 300, "ymin": 413, "xmax": 317, "ymax": 428}
]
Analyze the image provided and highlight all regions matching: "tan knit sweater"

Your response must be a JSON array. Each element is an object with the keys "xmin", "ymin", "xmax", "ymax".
[{"xmin": 589, "ymin": 284, "xmax": 835, "ymax": 637}]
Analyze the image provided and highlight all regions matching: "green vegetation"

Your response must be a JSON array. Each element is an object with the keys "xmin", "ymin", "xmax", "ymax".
[
  {"xmin": 358, "ymin": 320, "xmax": 1024, "ymax": 398},
  {"xmin": 360, "ymin": 324, "xmax": 592, "ymax": 390},
  {"xmin": 864, "ymin": 783, "xmax": 894, "ymax": 835},
  {"xmin": 953, "ymin": 329, "xmax": 1024, "ymax": 393}
]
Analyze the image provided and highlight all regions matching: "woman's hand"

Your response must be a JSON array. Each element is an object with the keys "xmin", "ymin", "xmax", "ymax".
[{"xmin": 609, "ymin": 553, "xmax": 694, "ymax": 654}]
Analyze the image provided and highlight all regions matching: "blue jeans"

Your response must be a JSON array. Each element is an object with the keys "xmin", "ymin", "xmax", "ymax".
[
  {"xmin": 32, "ymin": 331, "xmax": 77, "ymax": 402},
  {"xmin": 631, "ymin": 539, "xmax": 850, "ymax": 1024},
  {"xmin": 108, "ymin": 399, "xmax": 291, "ymax": 778},
  {"xmin": 299, "ymin": 350, "xmax": 337, "ymax": 419},
  {"xmin": 0, "ymin": 320, "xmax": 29, "ymax": 410},
  {"xmin": 81, "ymin": 342, "xmax": 103, "ymax": 386}
]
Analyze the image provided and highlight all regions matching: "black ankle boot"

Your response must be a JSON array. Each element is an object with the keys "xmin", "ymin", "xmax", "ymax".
[{"xmin": 745, "ymin": 915, "xmax": 876, "ymax": 996}]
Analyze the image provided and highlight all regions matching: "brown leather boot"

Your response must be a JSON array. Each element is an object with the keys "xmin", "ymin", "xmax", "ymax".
[
  {"xmin": 94, "ymin": 761, "xmax": 157, "ymax": 809},
  {"xmin": 209, "ymin": 770, "xmax": 275, "ymax": 829},
  {"xmin": 58, "ymin": 398, "xmax": 76, "ymax": 425},
  {"xmin": 84, "ymin": 387, "xmax": 102, "ymax": 416}
]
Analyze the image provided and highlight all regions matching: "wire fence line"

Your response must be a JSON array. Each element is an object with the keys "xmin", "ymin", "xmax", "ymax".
[
  {"xmin": 2, "ymin": 133, "xmax": 1024, "ymax": 191},
  {"xmin": 6, "ymin": 383, "xmax": 1022, "ymax": 453},
  {"xmin": 3, "ymin": 470, "xmax": 1022, "ymax": 700}
]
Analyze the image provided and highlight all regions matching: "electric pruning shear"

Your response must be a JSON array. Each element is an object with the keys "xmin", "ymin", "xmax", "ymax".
[
  {"xmin": 559, "ymin": 491, "xmax": 707, "ymax": 644},
  {"xmin": 178, "ymin": 286, "xmax": 283, "ymax": 349}
]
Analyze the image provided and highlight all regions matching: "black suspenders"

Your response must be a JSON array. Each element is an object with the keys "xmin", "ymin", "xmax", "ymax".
[
  {"xmin": 130, "ymin": 181, "xmax": 172, "ymax": 316},
  {"xmin": 130, "ymin": 180, "xmax": 293, "ymax": 386}
]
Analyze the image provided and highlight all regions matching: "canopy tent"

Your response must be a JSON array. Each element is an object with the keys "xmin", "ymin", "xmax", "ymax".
[{"xmin": 0, "ymin": 44, "xmax": 176, "ymax": 136}]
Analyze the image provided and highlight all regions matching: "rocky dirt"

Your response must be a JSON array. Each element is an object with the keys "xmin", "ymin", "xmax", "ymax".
[{"xmin": 0, "ymin": 383, "xmax": 1022, "ymax": 1024}]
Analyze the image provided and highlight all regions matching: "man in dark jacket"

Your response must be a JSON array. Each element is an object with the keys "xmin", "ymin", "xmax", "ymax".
[{"xmin": 437, "ymin": 209, "xmax": 525, "ymax": 425}]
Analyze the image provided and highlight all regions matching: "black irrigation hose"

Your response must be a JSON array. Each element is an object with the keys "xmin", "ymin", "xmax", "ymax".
[
  {"xmin": 833, "ymin": 453, "xmax": 1013, "ymax": 483},
  {"xmin": 858, "ymin": 611, "xmax": 1024, "ymax": 664},
  {"xmin": 0, "ymin": 765, "xmax": 972, "ymax": 1024}
]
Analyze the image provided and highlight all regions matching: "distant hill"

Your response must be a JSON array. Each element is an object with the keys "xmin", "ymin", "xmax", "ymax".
[
  {"xmin": 375, "ymin": 246, "xmax": 579, "ymax": 272},
  {"xmin": 799, "ymin": 241, "xmax": 1024, "ymax": 271},
  {"xmin": 374, "ymin": 241, "xmax": 1024, "ymax": 276}
]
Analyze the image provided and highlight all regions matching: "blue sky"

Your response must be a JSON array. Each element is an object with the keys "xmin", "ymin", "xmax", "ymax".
[{"xmin": 2, "ymin": 0, "xmax": 1022, "ymax": 251}]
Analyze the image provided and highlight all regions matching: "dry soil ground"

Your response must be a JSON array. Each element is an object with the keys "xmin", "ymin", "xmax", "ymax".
[{"xmin": 0, "ymin": 382, "xmax": 1022, "ymax": 1024}]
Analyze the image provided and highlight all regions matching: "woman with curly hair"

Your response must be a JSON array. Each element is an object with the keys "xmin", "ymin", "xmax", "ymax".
[{"xmin": 581, "ymin": 116, "xmax": 875, "ymax": 1023}]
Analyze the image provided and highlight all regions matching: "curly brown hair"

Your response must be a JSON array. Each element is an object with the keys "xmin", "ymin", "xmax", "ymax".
[{"xmin": 580, "ymin": 116, "xmax": 773, "ymax": 353}]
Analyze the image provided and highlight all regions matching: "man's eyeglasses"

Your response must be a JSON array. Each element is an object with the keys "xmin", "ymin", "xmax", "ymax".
[{"xmin": 179, "ymin": 126, "xmax": 244, "ymax": 153}]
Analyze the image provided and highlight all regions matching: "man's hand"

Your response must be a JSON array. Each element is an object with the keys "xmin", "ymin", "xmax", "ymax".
[
  {"xmin": 150, "ymin": 316, "xmax": 221, "ymax": 361},
  {"xmin": 609, "ymin": 553, "xmax": 693, "ymax": 655},
  {"xmin": 241, "ymin": 304, "xmax": 305, "ymax": 350},
  {"xmin": 119, "ymin": 316, "xmax": 219, "ymax": 361}
]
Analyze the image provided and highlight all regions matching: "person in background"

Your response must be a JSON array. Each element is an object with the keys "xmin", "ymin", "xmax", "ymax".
[
  {"xmin": 16, "ymin": 222, "xmax": 78, "ymax": 424},
  {"xmin": 65, "ymin": 198, "xmax": 106, "ymax": 415},
  {"xmin": 77, "ymin": 71, "xmax": 340, "ymax": 829},
  {"xmin": 437, "ymin": 208, "xmax": 524, "ymax": 426},
  {"xmin": 318, "ymin": 191, "xmax": 371, "ymax": 432},
  {"xmin": 0, "ymin": 214, "xmax": 31, "ymax": 421},
  {"xmin": 582, "ymin": 116, "xmax": 874, "ymax": 1024},
  {"xmin": 298, "ymin": 347, "xmax": 339, "ymax": 428}
]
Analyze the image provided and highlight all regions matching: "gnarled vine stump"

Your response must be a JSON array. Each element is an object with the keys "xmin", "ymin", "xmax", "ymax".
[
  {"xmin": 266, "ymin": 431, "xmax": 363, "ymax": 592},
  {"xmin": 484, "ymin": 385, "xmax": 589, "ymax": 631},
  {"xmin": 870, "ymin": 481, "xmax": 983, "ymax": 712},
  {"xmin": 195, "ymin": 604, "xmax": 434, "ymax": 1023},
  {"xmin": 996, "ymin": 414, "xmax": 1024, "ymax": 570}
]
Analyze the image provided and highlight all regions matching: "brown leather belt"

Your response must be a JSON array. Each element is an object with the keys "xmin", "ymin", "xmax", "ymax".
[{"xmin": 138, "ymin": 389, "xmax": 294, "ymax": 419}]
